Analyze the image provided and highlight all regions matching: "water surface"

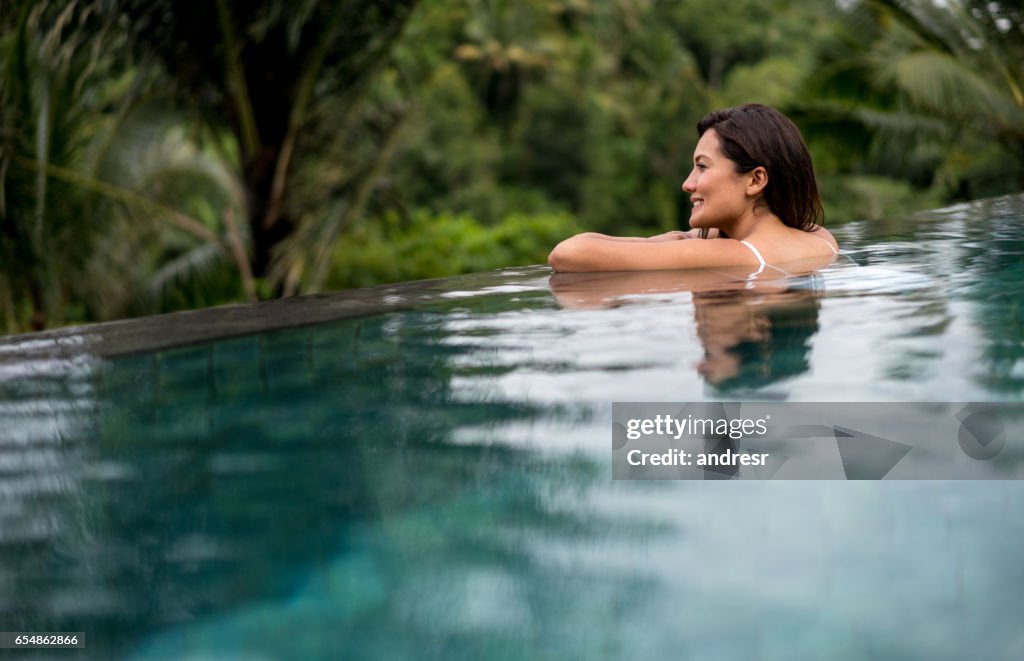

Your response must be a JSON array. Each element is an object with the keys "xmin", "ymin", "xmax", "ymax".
[{"xmin": 1, "ymin": 194, "xmax": 1023, "ymax": 659}]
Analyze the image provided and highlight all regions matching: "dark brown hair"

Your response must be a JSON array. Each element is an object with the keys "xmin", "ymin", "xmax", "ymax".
[{"xmin": 697, "ymin": 104, "xmax": 824, "ymax": 232}]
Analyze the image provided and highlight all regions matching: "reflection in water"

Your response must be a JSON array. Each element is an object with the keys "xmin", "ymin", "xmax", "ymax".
[
  {"xmin": 694, "ymin": 288, "xmax": 820, "ymax": 392},
  {"xmin": 0, "ymin": 312, "xmax": 653, "ymax": 659},
  {"xmin": 549, "ymin": 268, "xmax": 823, "ymax": 392},
  {"xmin": 953, "ymin": 202, "xmax": 1024, "ymax": 395},
  {"xmin": 2, "ymin": 194, "xmax": 1024, "ymax": 659}
]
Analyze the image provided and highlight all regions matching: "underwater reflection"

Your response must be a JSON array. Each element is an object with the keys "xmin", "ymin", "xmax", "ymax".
[
  {"xmin": 693, "ymin": 287, "xmax": 820, "ymax": 391},
  {"xmin": 549, "ymin": 267, "xmax": 823, "ymax": 392},
  {"xmin": 1, "ymin": 311, "xmax": 659, "ymax": 658}
]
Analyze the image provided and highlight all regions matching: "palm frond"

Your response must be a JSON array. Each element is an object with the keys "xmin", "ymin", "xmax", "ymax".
[
  {"xmin": 144, "ymin": 242, "xmax": 227, "ymax": 301},
  {"xmin": 872, "ymin": 48, "xmax": 1021, "ymax": 125},
  {"xmin": 848, "ymin": 105, "xmax": 948, "ymax": 136}
]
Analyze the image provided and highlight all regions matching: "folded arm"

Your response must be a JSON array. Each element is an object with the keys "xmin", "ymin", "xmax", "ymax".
[
  {"xmin": 548, "ymin": 230, "xmax": 746, "ymax": 273},
  {"xmin": 568, "ymin": 229, "xmax": 719, "ymax": 243}
]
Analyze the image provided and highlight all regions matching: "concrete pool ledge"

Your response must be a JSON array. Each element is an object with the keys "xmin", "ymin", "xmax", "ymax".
[{"xmin": 0, "ymin": 267, "xmax": 552, "ymax": 361}]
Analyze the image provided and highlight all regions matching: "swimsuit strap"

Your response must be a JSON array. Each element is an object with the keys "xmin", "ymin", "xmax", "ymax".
[
  {"xmin": 740, "ymin": 240, "xmax": 766, "ymax": 289},
  {"xmin": 739, "ymin": 240, "xmax": 767, "ymax": 272},
  {"xmin": 740, "ymin": 240, "xmax": 794, "ymax": 288}
]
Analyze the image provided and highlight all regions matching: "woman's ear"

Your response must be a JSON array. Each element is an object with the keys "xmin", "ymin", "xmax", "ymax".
[{"xmin": 746, "ymin": 166, "xmax": 768, "ymax": 196}]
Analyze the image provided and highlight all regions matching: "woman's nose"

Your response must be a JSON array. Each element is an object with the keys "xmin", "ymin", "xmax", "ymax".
[{"xmin": 681, "ymin": 174, "xmax": 696, "ymax": 192}]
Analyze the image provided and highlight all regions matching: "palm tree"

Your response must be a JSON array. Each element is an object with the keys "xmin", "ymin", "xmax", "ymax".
[
  {"xmin": 798, "ymin": 0, "xmax": 1024, "ymax": 201},
  {"xmin": 0, "ymin": 1, "xmax": 147, "ymax": 331},
  {"xmin": 2, "ymin": 1, "xmax": 424, "ymax": 332},
  {"xmin": 108, "ymin": 0, "xmax": 421, "ymax": 291},
  {"xmin": 0, "ymin": 1, "xmax": 255, "ymax": 332}
]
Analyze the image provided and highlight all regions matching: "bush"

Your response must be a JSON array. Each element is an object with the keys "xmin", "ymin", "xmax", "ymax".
[{"xmin": 325, "ymin": 209, "xmax": 580, "ymax": 289}]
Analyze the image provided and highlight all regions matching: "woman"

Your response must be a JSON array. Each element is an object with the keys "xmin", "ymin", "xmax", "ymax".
[{"xmin": 548, "ymin": 104, "xmax": 838, "ymax": 273}]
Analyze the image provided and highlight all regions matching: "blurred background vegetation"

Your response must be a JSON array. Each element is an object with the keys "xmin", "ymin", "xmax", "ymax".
[{"xmin": 1, "ymin": 0, "xmax": 1022, "ymax": 334}]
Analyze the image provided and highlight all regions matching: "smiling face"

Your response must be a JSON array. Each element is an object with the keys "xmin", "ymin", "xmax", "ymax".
[{"xmin": 681, "ymin": 129, "xmax": 755, "ymax": 231}]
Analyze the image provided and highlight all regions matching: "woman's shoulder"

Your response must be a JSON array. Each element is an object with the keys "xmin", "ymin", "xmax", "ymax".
[
  {"xmin": 811, "ymin": 228, "xmax": 835, "ymax": 248},
  {"xmin": 807, "ymin": 226, "xmax": 838, "ymax": 251},
  {"xmin": 743, "ymin": 224, "xmax": 838, "ymax": 265}
]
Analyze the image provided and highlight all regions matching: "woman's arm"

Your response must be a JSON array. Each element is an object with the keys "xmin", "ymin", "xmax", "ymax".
[
  {"xmin": 571, "ymin": 230, "xmax": 697, "ymax": 243},
  {"xmin": 548, "ymin": 232, "xmax": 753, "ymax": 273}
]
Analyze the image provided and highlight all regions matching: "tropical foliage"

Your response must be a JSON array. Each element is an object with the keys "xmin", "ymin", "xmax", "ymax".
[
  {"xmin": 799, "ymin": 0, "xmax": 1024, "ymax": 208},
  {"xmin": 1, "ymin": 0, "xmax": 1022, "ymax": 334}
]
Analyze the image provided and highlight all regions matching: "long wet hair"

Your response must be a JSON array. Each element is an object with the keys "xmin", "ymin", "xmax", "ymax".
[{"xmin": 697, "ymin": 104, "xmax": 824, "ymax": 232}]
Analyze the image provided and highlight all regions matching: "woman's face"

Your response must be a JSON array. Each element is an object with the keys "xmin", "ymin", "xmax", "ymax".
[{"xmin": 681, "ymin": 129, "xmax": 752, "ymax": 230}]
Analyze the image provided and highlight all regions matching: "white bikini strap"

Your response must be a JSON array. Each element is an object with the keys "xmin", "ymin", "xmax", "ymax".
[
  {"xmin": 740, "ymin": 240, "xmax": 766, "ymax": 271},
  {"xmin": 740, "ymin": 240, "xmax": 767, "ymax": 289}
]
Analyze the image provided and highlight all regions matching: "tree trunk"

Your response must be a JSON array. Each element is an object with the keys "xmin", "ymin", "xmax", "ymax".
[{"xmin": 246, "ymin": 143, "xmax": 295, "ymax": 284}]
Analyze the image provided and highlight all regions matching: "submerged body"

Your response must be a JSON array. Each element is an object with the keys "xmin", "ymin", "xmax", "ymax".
[{"xmin": 549, "ymin": 104, "xmax": 838, "ymax": 273}]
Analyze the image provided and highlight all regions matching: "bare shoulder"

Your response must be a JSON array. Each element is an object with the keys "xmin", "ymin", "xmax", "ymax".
[
  {"xmin": 808, "ymin": 226, "xmax": 838, "ymax": 250},
  {"xmin": 744, "ymin": 224, "xmax": 838, "ymax": 265}
]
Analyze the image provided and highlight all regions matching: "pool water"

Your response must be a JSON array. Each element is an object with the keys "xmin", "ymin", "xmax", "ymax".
[{"xmin": 1, "ymin": 194, "xmax": 1023, "ymax": 659}]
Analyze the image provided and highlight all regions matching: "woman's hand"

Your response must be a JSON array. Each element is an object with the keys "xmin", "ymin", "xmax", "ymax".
[
  {"xmin": 647, "ymin": 229, "xmax": 720, "ymax": 241},
  {"xmin": 646, "ymin": 230, "xmax": 691, "ymax": 242},
  {"xmin": 571, "ymin": 229, "xmax": 717, "ymax": 243}
]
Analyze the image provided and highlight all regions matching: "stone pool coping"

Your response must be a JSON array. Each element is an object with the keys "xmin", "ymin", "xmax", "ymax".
[{"xmin": 0, "ymin": 267, "xmax": 551, "ymax": 361}]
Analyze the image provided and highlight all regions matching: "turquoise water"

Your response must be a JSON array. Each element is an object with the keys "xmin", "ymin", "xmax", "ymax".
[{"xmin": 1, "ymin": 194, "xmax": 1023, "ymax": 659}]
